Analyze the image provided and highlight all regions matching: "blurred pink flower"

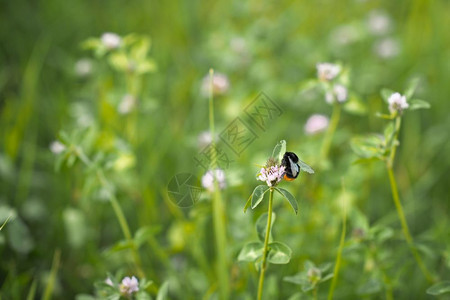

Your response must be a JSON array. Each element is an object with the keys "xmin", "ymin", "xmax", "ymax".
[
  {"xmin": 202, "ymin": 169, "xmax": 226, "ymax": 191},
  {"xmin": 201, "ymin": 72, "xmax": 230, "ymax": 97},
  {"xmin": 120, "ymin": 276, "xmax": 139, "ymax": 295},
  {"xmin": 317, "ymin": 63, "xmax": 341, "ymax": 81},
  {"xmin": 304, "ymin": 114, "xmax": 329, "ymax": 135},
  {"xmin": 101, "ymin": 32, "xmax": 121, "ymax": 49}
]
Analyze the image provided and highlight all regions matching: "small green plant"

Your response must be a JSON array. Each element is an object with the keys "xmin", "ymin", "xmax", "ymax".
[
  {"xmin": 351, "ymin": 78, "xmax": 434, "ymax": 283},
  {"xmin": 284, "ymin": 260, "xmax": 334, "ymax": 300},
  {"xmin": 239, "ymin": 140, "xmax": 314, "ymax": 300}
]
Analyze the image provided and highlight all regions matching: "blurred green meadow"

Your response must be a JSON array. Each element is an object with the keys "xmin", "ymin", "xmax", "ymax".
[{"xmin": 1, "ymin": 0, "xmax": 450, "ymax": 299}]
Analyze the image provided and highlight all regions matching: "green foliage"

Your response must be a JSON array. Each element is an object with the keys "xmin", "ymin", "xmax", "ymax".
[{"xmin": 1, "ymin": 0, "xmax": 448, "ymax": 299}]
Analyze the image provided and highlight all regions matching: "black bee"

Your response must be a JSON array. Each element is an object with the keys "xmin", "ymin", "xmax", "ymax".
[{"xmin": 281, "ymin": 152, "xmax": 314, "ymax": 181}]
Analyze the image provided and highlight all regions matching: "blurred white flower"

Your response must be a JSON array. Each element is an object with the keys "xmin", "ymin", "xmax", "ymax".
[
  {"xmin": 197, "ymin": 131, "xmax": 213, "ymax": 149},
  {"xmin": 388, "ymin": 92, "xmax": 408, "ymax": 113},
  {"xmin": 118, "ymin": 94, "xmax": 136, "ymax": 115},
  {"xmin": 105, "ymin": 277, "xmax": 114, "ymax": 287},
  {"xmin": 257, "ymin": 165, "xmax": 285, "ymax": 187},
  {"xmin": 367, "ymin": 10, "xmax": 392, "ymax": 36},
  {"xmin": 329, "ymin": 24, "xmax": 361, "ymax": 46},
  {"xmin": 317, "ymin": 63, "xmax": 341, "ymax": 81},
  {"xmin": 374, "ymin": 38, "xmax": 400, "ymax": 59},
  {"xmin": 201, "ymin": 72, "xmax": 230, "ymax": 97},
  {"xmin": 101, "ymin": 32, "xmax": 121, "ymax": 49},
  {"xmin": 49, "ymin": 141, "xmax": 66, "ymax": 154},
  {"xmin": 74, "ymin": 58, "xmax": 93, "ymax": 77},
  {"xmin": 119, "ymin": 276, "xmax": 139, "ymax": 295},
  {"xmin": 304, "ymin": 114, "xmax": 329, "ymax": 135},
  {"xmin": 325, "ymin": 84, "xmax": 348, "ymax": 104},
  {"xmin": 202, "ymin": 169, "xmax": 226, "ymax": 192}
]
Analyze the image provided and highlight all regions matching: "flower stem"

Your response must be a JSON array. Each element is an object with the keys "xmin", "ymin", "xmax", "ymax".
[
  {"xmin": 208, "ymin": 68, "xmax": 229, "ymax": 299},
  {"xmin": 327, "ymin": 184, "xmax": 347, "ymax": 300},
  {"xmin": 386, "ymin": 116, "xmax": 434, "ymax": 283},
  {"xmin": 257, "ymin": 188, "xmax": 274, "ymax": 300},
  {"xmin": 320, "ymin": 102, "xmax": 341, "ymax": 163},
  {"xmin": 386, "ymin": 166, "xmax": 433, "ymax": 282},
  {"xmin": 76, "ymin": 148, "xmax": 145, "ymax": 278}
]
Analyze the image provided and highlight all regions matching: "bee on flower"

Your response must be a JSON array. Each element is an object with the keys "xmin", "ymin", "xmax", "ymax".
[{"xmin": 316, "ymin": 63, "xmax": 341, "ymax": 81}]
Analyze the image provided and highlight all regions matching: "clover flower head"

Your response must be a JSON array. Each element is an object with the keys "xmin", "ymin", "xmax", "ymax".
[
  {"xmin": 374, "ymin": 38, "xmax": 400, "ymax": 59},
  {"xmin": 197, "ymin": 131, "xmax": 213, "ymax": 149},
  {"xmin": 307, "ymin": 267, "xmax": 322, "ymax": 284},
  {"xmin": 74, "ymin": 58, "xmax": 93, "ymax": 77},
  {"xmin": 325, "ymin": 84, "xmax": 348, "ymax": 104},
  {"xmin": 304, "ymin": 114, "xmax": 329, "ymax": 135},
  {"xmin": 257, "ymin": 158, "xmax": 285, "ymax": 187},
  {"xmin": 202, "ymin": 169, "xmax": 226, "ymax": 192},
  {"xmin": 388, "ymin": 92, "xmax": 408, "ymax": 113},
  {"xmin": 101, "ymin": 32, "xmax": 122, "ymax": 49},
  {"xmin": 201, "ymin": 72, "xmax": 230, "ymax": 97},
  {"xmin": 317, "ymin": 63, "xmax": 341, "ymax": 81},
  {"xmin": 118, "ymin": 94, "xmax": 136, "ymax": 115},
  {"xmin": 50, "ymin": 141, "xmax": 66, "ymax": 154},
  {"xmin": 367, "ymin": 10, "xmax": 391, "ymax": 36},
  {"xmin": 119, "ymin": 276, "xmax": 139, "ymax": 296}
]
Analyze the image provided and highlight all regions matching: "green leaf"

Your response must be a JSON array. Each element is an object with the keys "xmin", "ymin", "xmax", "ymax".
[
  {"xmin": 271, "ymin": 140, "xmax": 286, "ymax": 164},
  {"xmin": 283, "ymin": 274, "xmax": 307, "ymax": 286},
  {"xmin": 380, "ymin": 88, "xmax": 395, "ymax": 103},
  {"xmin": 243, "ymin": 193, "xmax": 253, "ymax": 213},
  {"xmin": 343, "ymin": 94, "xmax": 367, "ymax": 115},
  {"xmin": 275, "ymin": 188, "xmax": 298, "ymax": 214},
  {"xmin": 156, "ymin": 281, "xmax": 170, "ymax": 300},
  {"xmin": 426, "ymin": 281, "xmax": 450, "ymax": 296},
  {"xmin": 320, "ymin": 273, "xmax": 334, "ymax": 283},
  {"xmin": 375, "ymin": 112, "xmax": 394, "ymax": 120},
  {"xmin": 251, "ymin": 185, "xmax": 270, "ymax": 209},
  {"xmin": 134, "ymin": 226, "xmax": 160, "ymax": 248},
  {"xmin": 267, "ymin": 242, "xmax": 292, "ymax": 264},
  {"xmin": 7, "ymin": 217, "xmax": 34, "ymax": 254},
  {"xmin": 409, "ymin": 99, "xmax": 430, "ymax": 110},
  {"xmin": 256, "ymin": 212, "xmax": 276, "ymax": 242},
  {"xmin": 351, "ymin": 135, "xmax": 385, "ymax": 159},
  {"xmin": 357, "ymin": 277, "xmax": 382, "ymax": 295},
  {"xmin": 404, "ymin": 77, "xmax": 420, "ymax": 99},
  {"xmin": 238, "ymin": 242, "xmax": 264, "ymax": 262}
]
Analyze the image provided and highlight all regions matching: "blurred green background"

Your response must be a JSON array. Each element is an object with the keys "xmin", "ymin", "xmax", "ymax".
[{"xmin": 1, "ymin": 0, "xmax": 449, "ymax": 299}]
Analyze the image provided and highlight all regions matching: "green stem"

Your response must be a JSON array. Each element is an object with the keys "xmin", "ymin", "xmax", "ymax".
[
  {"xmin": 386, "ymin": 116, "xmax": 433, "ymax": 283},
  {"xmin": 76, "ymin": 148, "xmax": 145, "ymax": 278},
  {"xmin": 257, "ymin": 188, "xmax": 274, "ymax": 300},
  {"xmin": 209, "ymin": 69, "xmax": 229, "ymax": 300},
  {"xmin": 320, "ymin": 102, "xmax": 341, "ymax": 163},
  {"xmin": 327, "ymin": 186, "xmax": 347, "ymax": 300},
  {"xmin": 386, "ymin": 167, "xmax": 433, "ymax": 282}
]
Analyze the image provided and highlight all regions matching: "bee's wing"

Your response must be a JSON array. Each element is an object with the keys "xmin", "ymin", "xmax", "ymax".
[
  {"xmin": 298, "ymin": 159, "xmax": 315, "ymax": 174},
  {"xmin": 289, "ymin": 158, "xmax": 300, "ymax": 177}
]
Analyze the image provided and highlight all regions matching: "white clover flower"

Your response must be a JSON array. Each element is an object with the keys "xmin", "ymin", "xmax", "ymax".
[
  {"xmin": 317, "ymin": 63, "xmax": 341, "ymax": 81},
  {"xmin": 74, "ymin": 58, "xmax": 93, "ymax": 77},
  {"xmin": 118, "ymin": 94, "xmax": 136, "ymax": 115},
  {"xmin": 367, "ymin": 10, "xmax": 391, "ymax": 36},
  {"xmin": 388, "ymin": 92, "xmax": 409, "ymax": 113},
  {"xmin": 201, "ymin": 72, "xmax": 230, "ymax": 97},
  {"xmin": 119, "ymin": 276, "xmax": 139, "ymax": 295},
  {"xmin": 101, "ymin": 32, "xmax": 122, "ymax": 49},
  {"xmin": 202, "ymin": 169, "xmax": 226, "ymax": 192},
  {"xmin": 50, "ymin": 141, "xmax": 66, "ymax": 154},
  {"xmin": 374, "ymin": 38, "xmax": 400, "ymax": 59},
  {"xmin": 325, "ymin": 84, "xmax": 348, "ymax": 104},
  {"xmin": 304, "ymin": 114, "xmax": 329, "ymax": 135},
  {"xmin": 105, "ymin": 277, "xmax": 114, "ymax": 287},
  {"xmin": 257, "ymin": 165, "xmax": 285, "ymax": 187},
  {"xmin": 197, "ymin": 131, "xmax": 213, "ymax": 149}
]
